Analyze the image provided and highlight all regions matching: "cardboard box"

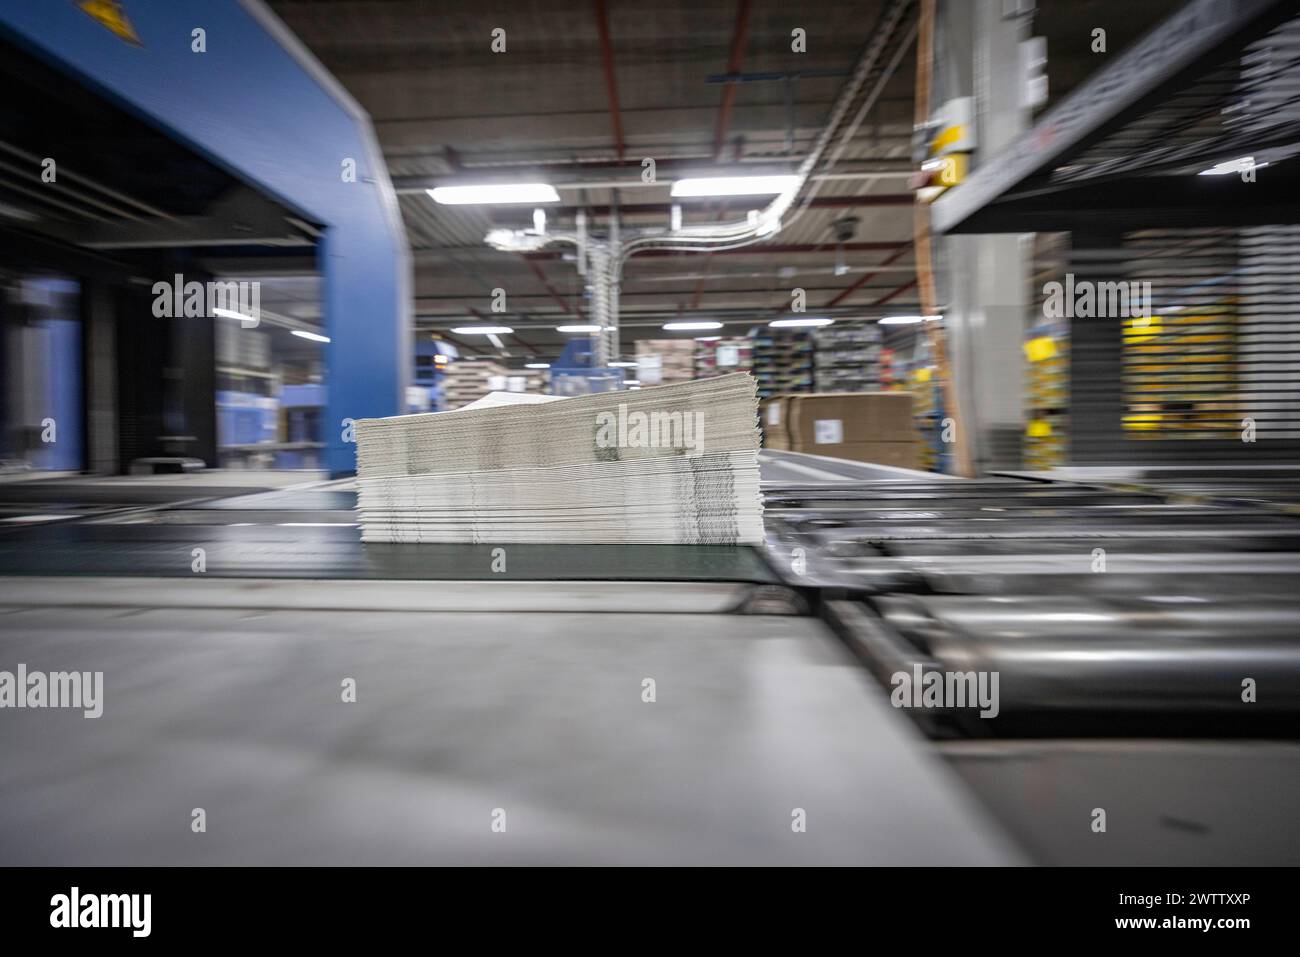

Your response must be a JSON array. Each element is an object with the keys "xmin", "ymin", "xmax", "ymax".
[
  {"xmin": 760, "ymin": 395, "xmax": 793, "ymax": 449},
  {"xmin": 786, "ymin": 392, "xmax": 915, "ymax": 446}
]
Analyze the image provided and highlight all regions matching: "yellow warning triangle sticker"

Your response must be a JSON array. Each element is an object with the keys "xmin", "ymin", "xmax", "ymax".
[{"xmin": 78, "ymin": 0, "xmax": 142, "ymax": 46}]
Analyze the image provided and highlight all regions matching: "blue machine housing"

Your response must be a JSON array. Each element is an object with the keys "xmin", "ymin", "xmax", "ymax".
[
  {"xmin": 0, "ymin": 0, "xmax": 411, "ymax": 475},
  {"xmin": 550, "ymin": 338, "xmax": 626, "ymax": 396}
]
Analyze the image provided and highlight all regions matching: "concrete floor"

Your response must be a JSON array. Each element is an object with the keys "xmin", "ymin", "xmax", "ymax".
[{"xmin": 942, "ymin": 740, "xmax": 1300, "ymax": 865}]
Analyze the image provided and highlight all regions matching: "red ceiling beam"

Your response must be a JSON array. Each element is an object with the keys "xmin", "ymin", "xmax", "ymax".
[
  {"xmin": 593, "ymin": 1, "xmax": 627, "ymax": 162},
  {"xmin": 824, "ymin": 245, "xmax": 913, "ymax": 307},
  {"xmin": 521, "ymin": 255, "xmax": 580, "ymax": 317},
  {"xmin": 437, "ymin": 331, "xmax": 485, "ymax": 356},
  {"xmin": 713, "ymin": 0, "xmax": 754, "ymax": 159},
  {"xmin": 873, "ymin": 277, "xmax": 919, "ymax": 306}
]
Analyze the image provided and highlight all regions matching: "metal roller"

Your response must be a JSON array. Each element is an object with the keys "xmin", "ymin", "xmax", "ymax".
[{"xmin": 875, "ymin": 595, "xmax": 1300, "ymax": 714}]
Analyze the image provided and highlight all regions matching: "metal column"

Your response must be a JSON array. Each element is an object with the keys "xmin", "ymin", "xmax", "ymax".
[{"xmin": 935, "ymin": 0, "xmax": 1032, "ymax": 472}]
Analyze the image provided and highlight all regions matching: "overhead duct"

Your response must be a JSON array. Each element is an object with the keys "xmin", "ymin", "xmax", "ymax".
[{"xmin": 485, "ymin": 0, "xmax": 918, "ymax": 355}]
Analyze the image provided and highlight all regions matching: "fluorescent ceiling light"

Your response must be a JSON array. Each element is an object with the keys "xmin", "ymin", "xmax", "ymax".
[
  {"xmin": 769, "ymin": 317, "xmax": 833, "ymax": 328},
  {"xmin": 671, "ymin": 175, "xmax": 799, "ymax": 198},
  {"xmin": 694, "ymin": 336, "xmax": 722, "ymax": 341},
  {"xmin": 451, "ymin": 325, "xmax": 514, "ymax": 335},
  {"xmin": 1198, "ymin": 156, "xmax": 1267, "ymax": 176},
  {"xmin": 609, "ymin": 360, "xmax": 638, "ymax": 367},
  {"xmin": 878, "ymin": 315, "xmax": 942, "ymax": 325},
  {"xmin": 556, "ymin": 324, "xmax": 603, "ymax": 333},
  {"xmin": 524, "ymin": 362, "xmax": 551, "ymax": 369},
  {"xmin": 212, "ymin": 307, "xmax": 258, "ymax": 325},
  {"xmin": 291, "ymin": 329, "xmax": 330, "ymax": 343},
  {"xmin": 663, "ymin": 321, "xmax": 722, "ymax": 331},
  {"xmin": 429, "ymin": 183, "xmax": 560, "ymax": 205}
]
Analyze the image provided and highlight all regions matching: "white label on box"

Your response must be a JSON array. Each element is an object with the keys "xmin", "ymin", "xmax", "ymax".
[
  {"xmin": 813, "ymin": 419, "xmax": 843, "ymax": 444},
  {"xmin": 767, "ymin": 403, "xmax": 781, "ymax": 426},
  {"xmin": 717, "ymin": 344, "xmax": 740, "ymax": 367},
  {"xmin": 487, "ymin": 375, "xmax": 507, "ymax": 391},
  {"xmin": 637, "ymin": 356, "xmax": 663, "ymax": 385},
  {"xmin": 506, "ymin": 376, "xmax": 526, "ymax": 393}
]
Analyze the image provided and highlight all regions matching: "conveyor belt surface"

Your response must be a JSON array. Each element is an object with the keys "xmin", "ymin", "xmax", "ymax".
[
  {"xmin": 0, "ymin": 522, "xmax": 777, "ymax": 582},
  {"xmin": 0, "ymin": 584, "xmax": 1020, "ymax": 865},
  {"xmin": 3, "ymin": 457, "xmax": 1299, "ymax": 864}
]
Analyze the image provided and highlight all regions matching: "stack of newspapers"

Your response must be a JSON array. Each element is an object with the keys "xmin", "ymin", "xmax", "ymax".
[{"xmin": 354, "ymin": 373, "xmax": 763, "ymax": 544}]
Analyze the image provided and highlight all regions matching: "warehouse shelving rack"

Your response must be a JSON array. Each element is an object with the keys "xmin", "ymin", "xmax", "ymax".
[{"xmin": 933, "ymin": 0, "xmax": 1300, "ymax": 466}]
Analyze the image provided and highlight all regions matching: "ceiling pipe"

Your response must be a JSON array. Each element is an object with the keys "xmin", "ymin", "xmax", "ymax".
[
  {"xmin": 618, "ymin": 0, "xmax": 916, "ymax": 256},
  {"xmin": 487, "ymin": 195, "xmax": 914, "ymax": 219},
  {"xmin": 519, "ymin": 241, "xmax": 908, "ymax": 259},
  {"xmin": 482, "ymin": 2, "xmax": 916, "ymax": 339},
  {"xmin": 392, "ymin": 161, "xmax": 913, "ymax": 193}
]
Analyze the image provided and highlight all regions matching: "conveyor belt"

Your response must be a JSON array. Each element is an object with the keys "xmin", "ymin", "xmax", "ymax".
[
  {"xmin": 2, "ymin": 456, "xmax": 1300, "ymax": 864},
  {"xmin": 0, "ymin": 581, "xmax": 1019, "ymax": 865},
  {"xmin": 0, "ymin": 523, "xmax": 778, "ymax": 583},
  {"xmin": 760, "ymin": 470, "xmax": 1300, "ymax": 736}
]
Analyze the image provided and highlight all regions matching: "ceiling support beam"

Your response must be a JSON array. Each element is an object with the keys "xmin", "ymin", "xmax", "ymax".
[
  {"xmin": 713, "ymin": 0, "xmax": 754, "ymax": 159},
  {"xmin": 593, "ymin": 0, "xmax": 627, "ymax": 162},
  {"xmin": 437, "ymin": 331, "xmax": 486, "ymax": 356},
  {"xmin": 873, "ymin": 277, "xmax": 918, "ymax": 306},
  {"xmin": 824, "ymin": 245, "xmax": 912, "ymax": 307},
  {"xmin": 521, "ymin": 255, "xmax": 580, "ymax": 317},
  {"xmin": 391, "ymin": 159, "xmax": 913, "ymax": 193}
]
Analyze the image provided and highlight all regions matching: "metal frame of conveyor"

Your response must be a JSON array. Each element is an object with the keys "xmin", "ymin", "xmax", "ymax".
[{"xmin": 759, "ymin": 470, "xmax": 1300, "ymax": 738}]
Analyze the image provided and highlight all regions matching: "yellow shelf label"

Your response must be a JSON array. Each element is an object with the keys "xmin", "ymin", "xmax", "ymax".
[{"xmin": 1024, "ymin": 336, "xmax": 1058, "ymax": 362}]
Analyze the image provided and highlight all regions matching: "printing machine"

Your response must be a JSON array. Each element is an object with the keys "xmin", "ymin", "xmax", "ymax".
[{"xmin": 0, "ymin": 452, "xmax": 1298, "ymax": 865}]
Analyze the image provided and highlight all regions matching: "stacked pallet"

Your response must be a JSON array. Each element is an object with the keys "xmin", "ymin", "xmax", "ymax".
[
  {"xmin": 442, "ymin": 361, "xmax": 549, "ymax": 410},
  {"xmin": 752, "ymin": 328, "xmax": 814, "ymax": 399},
  {"xmin": 812, "ymin": 323, "xmax": 882, "ymax": 391},
  {"xmin": 694, "ymin": 337, "xmax": 754, "ymax": 378},
  {"xmin": 635, "ymin": 339, "xmax": 695, "ymax": 386}
]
